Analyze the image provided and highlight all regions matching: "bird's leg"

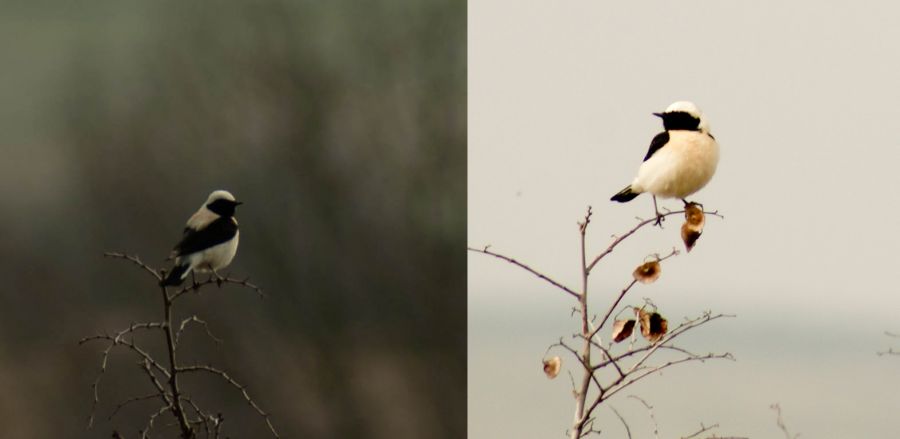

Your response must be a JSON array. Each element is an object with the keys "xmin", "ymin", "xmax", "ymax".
[
  {"xmin": 191, "ymin": 271, "xmax": 199, "ymax": 289},
  {"xmin": 653, "ymin": 195, "xmax": 665, "ymax": 227},
  {"xmin": 213, "ymin": 269, "xmax": 224, "ymax": 287}
]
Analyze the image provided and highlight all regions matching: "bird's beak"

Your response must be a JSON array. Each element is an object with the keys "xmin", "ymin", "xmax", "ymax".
[
  {"xmin": 234, "ymin": 201, "xmax": 244, "ymax": 206},
  {"xmin": 652, "ymin": 112, "xmax": 664, "ymax": 118}
]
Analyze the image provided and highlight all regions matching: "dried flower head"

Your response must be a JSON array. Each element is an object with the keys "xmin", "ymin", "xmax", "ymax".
[
  {"xmin": 633, "ymin": 260, "xmax": 661, "ymax": 284},
  {"xmin": 638, "ymin": 309, "xmax": 668, "ymax": 343},
  {"xmin": 543, "ymin": 356, "xmax": 561, "ymax": 379},
  {"xmin": 611, "ymin": 319, "xmax": 636, "ymax": 343}
]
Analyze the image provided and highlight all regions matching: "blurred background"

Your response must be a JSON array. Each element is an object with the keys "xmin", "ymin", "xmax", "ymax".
[{"xmin": 1, "ymin": 1, "xmax": 464, "ymax": 438}]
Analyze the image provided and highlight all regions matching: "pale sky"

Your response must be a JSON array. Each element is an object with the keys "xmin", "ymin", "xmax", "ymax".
[{"xmin": 469, "ymin": 2, "xmax": 900, "ymax": 437}]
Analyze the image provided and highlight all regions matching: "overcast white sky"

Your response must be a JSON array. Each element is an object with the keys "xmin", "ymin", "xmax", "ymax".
[{"xmin": 469, "ymin": 1, "xmax": 900, "ymax": 437}]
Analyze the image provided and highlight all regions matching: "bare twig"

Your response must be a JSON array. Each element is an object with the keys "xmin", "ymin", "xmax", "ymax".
[
  {"xmin": 469, "ymin": 205, "xmax": 729, "ymax": 438},
  {"xmin": 172, "ymin": 275, "xmax": 265, "ymax": 300},
  {"xmin": 586, "ymin": 209, "xmax": 722, "ymax": 272},
  {"xmin": 878, "ymin": 331, "xmax": 899, "ymax": 356},
  {"xmin": 107, "ymin": 393, "xmax": 160, "ymax": 421},
  {"xmin": 103, "ymin": 252, "xmax": 162, "ymax": 281},
  {"xmin": 83, "ymin": 252, "xmax": 275, "ymax": 438},
  {"xmin": 178, "ymin": 364, "xmax": 279, "ymax": 438},
  {"xmin": 175, "ymin": 316, "xmax": 223, "ymax": 347},
  {"xmin": 140, "ymin": 404, "xmax": 171, "ymax": 439},
  {"xmin": 680, "ymin": 422, "xmax": 719, "ymax": 439},
  {"xmin": 467, "ymin": 246, "xmax": 580, "ymax": 299},
  {"xmin": 611, "ymin": 406, "xmax": 632, "ymax": 439},
  {"xmin": 770, "ymin": 403, "xmax": 799, "ymax": 439},
  {"xmin": 629, "ymin": 395, "xmax": 659, "ymax": 439}
]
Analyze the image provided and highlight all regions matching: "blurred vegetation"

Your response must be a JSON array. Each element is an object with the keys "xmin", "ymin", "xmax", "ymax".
[{"xmin": 0, "ymin": 1, "xmax": 464, "ymax": 437}]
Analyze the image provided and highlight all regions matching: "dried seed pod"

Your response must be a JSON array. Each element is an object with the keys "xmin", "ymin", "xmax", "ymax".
[
  {"xmin": 633, "ymin": 260, "xmax": 661, "ymax": 284},
  {"xmin": 542, "ymin": 356, "xmax": 561, "ymax": 379},
  {"xmin": 611, "ymin": 319, "xmax": 636, "ymax": 343},
  {"xmin": 638, "ymin": 309, "xmax": 668, "ymax": 343},
  {"xmin": 681, "ymin": 203, "xmax": 705, "ymax": 252},
  {"xmin": 684, "ymin": 203, "xmax": 705, "ymax": 228},
  {"xmin": 681, "ymin": 222, "xmax": 702, "ymax": 253}
]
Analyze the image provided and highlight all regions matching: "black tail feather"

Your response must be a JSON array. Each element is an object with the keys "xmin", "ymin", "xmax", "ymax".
[
  {"xmin": 610, "ymin": 185, "xmax": 640, "ymax": 203},
  {"xmin": 160, "ymin": 264, "xmax": 189, "ymax": 286}
]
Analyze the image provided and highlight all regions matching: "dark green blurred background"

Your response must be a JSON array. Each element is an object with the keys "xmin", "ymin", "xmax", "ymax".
[{"xmin": 0, "ymin": 1, "xmax": 464, "ymax": 437}]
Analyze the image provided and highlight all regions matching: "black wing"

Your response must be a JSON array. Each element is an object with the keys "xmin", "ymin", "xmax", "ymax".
[
  {"xmin": 642, "ymin": 131, "xmax": 670, "ymax": 162},
  {"xmin": 173, "ymin": 217, "xmax": 238, "ymax": 256}
]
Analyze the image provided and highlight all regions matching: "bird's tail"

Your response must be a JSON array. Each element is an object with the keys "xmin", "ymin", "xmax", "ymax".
[
  {"xmin": 160, "ymin": 264, "xmax": 190, "ymax": 287},
  {"xmin": 610, "ymin": 185, "xmax": 640, "ymax": 203}
]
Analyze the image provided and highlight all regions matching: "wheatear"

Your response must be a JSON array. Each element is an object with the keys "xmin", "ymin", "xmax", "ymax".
[
  {"xmin": 610, "ymin": 101, "xmax": 719, "ymax": 224},
  {"xmin": 160, "ymin": 190, "xmax": 242, "ymax": 286}
]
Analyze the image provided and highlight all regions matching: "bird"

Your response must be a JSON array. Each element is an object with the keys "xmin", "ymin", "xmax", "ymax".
[
  {"xmin": 160, "ymin": 190, "xmax": 242, "ymax": 287},
  {"xmin": 610, "ymin": 101, "xmax": 719, "ymax": 225}
]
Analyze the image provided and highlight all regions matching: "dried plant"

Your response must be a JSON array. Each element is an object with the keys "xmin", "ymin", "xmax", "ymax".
[
  {"xmin": 80, "ymin": 252, "xmax": 277, "ymax": 439},
  {"xmin": 770, "ymin": 403, "xmax": 799, "ymax": 439},
  {"xmin": 878, "ymin": 331, "xmax": 899, "ymax": 357},
  {"xmin": 469, "ymin": 206, "xmax": 735, "ymax": 438}
]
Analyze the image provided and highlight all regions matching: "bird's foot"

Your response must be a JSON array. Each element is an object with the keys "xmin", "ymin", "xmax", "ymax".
[
  {"xmin": 213, "ymin": 270, "xmax": 225, "ymax": 287},
  {"xmin": 653, "ymin": 213, "xmax": 666, "ymax": 228}
]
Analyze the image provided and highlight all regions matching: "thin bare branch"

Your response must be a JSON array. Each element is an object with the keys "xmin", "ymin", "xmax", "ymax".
[
  {"xmin": 603, "ymin": 352, "xmax": 734, "ymax": 402},
  {"xmin": 473, "ymin": 205, "xmax": 729, "ymax": 439},
  {"xmin": 467, "ymin": 246, "xmax": 580, "ymax": 299},
  {"xmin": 85, "ymin": 252, "xmax": 274, "ymax": 438},
  {"xmin": 178, "ymin": 365, "xmax": 279, "ymax": 438},
  {"xmin": 104, "ymin": 252, "xmax": 163, "ymax": 281},
  {"xmin": 140, "ymin": 404, "xmax": 171, "ymax": 439},
  {"xmin": 628, "ymin": 395, "xmax": 659, "ymax": 439},
  {"xmin": 107, "ymin": 393, "xmax": 161, "ymax": 421},
  {"xmin": 172, "ymin": 275, "xmax": 265, "ymax": 300},
  {"xmin": 770, "ymin": 403, "xmax": 799, "ymax": 439},
  {"xmin": 878, "ymin": 331, "xmax": 900, "ymax": 356},
  {"xmin": 586, "ymin": 209, "xmax": 723, "ymax": 272},
  {"xmin": 680, "ymin": 422, "xmax": 719, "ymax": 439},
  {"xmin": 590, "ymin": 279, "xmax": 637, "ymax": 341},
  {"xmin": 175, "ymin": 316, "xmax": 223, "ymax": 347},
  {"xmin": 611, "ymin": 406, "xmax": 632, "ymax": 439},
  {"xmin": 80, "ymin": 330, "xmax": 171, "ymax": 429}
]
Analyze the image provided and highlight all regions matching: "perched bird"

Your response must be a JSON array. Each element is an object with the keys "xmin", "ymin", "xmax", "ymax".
[
  {"xmin": 160, "ymin": 190, "xmax": 242, "ymax": 286},
  {"xmin": 610, "ymin": 101, "xmax": 719, "ymax": 224}
]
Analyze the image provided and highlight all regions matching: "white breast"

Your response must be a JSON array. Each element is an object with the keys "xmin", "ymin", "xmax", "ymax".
[
  {"xmin": 631, "ymin": 131, "xmax": 719, "ymax": 199},
  {"xmin": 181, "ymin": 231, "xmax": 240, "ymax": 273}
]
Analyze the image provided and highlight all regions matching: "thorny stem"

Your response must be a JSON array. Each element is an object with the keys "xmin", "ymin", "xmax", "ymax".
[
  {"xmin": 84, "ymin": 252, "xmax": 277, "ymax": 438},
  {"xmin": 161, "ymin": 283, "xmax": 194, "ymax": 438}
]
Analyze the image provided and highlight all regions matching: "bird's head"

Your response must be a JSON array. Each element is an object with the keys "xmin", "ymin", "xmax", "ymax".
[
  {"xmin": 204, "ymin": 190, "xmax": 243, "ymax": 217},
  {"xmin": 653, "ymin": 101, "xmax": 710, "ymax": 134}
]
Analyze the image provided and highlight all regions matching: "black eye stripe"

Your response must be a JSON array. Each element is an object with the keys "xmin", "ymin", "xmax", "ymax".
[
  {"xmin": 661, "ymin": 111, "xmax": 701, "ymax": 131},
  {"xmin": 206, "ymin": 199, "xmax": 239, "ymax": 217}
]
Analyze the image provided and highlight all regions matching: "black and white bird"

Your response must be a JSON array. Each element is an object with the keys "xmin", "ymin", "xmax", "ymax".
[
  {"xmin": 160, "ymin": 190, "xmax": 242, "ymax": 286},
  {"xmin": 610, "ymin": 101, "xmax": 719, "ymax": 224}
]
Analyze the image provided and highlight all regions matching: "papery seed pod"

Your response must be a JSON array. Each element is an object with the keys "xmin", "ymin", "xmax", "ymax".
[
  {"xmin": 681, "ymin": 222, "xmax": 702, "ymax": 253},
  {"xmin": 633, "ymin": 260, "xmax": 661, "ymax": 284},
  {"xmin": 681, "ymin": 203, "xmax": 705, "ymax": 252},
  {"xmin": 612, "ymin": 319, "xmax": 636, "ymax": 343},
  {"xmin": 542, "ymin": 356, "xmax": 561, "ymax": 379},
  {"xmin": 684, "ymin": 203, "xmax": 705, "ymax": 228},
  {"xmin": 638, "ymin": 309, "xmax": 668, "ymax": 343}
]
